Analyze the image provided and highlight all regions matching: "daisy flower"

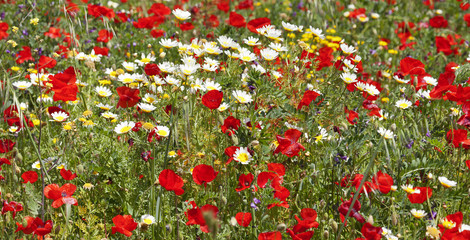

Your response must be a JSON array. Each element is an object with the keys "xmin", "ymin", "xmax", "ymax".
[
  {"xmin": 180, "ymin": 63, "xmax": 200, "ymax": 76},
  {"xmin": 12, "ymin": 81, "xmax": 33, "ymax": 90},
  {"xmin": 114, "ymin": 121, "xmax": 135, "ymax": 134},
  {"xmin": 233, "ymin": 147, "xmax": 253, "ymax": 164},
  {"xmin": 411, "ymin": 209, "xmax": 427, "ymax": 219},
  {"xmin": 95, "ymin": 86, "xmax": 112, "ymax": 97},
  {"xmin": 423, "ymin": 76, "xmax": 437, "ymax": 86},
  {"xmin": 135, "ymin": 53, "xmax": 156, "ymax": 66},
  {"xmin": 232, "ymin": 90, "xmax": 253, "ymax": 104},
  {"xmin": 340, "ymin": 43, "xmax": 356, "ymax": 54},
  {"xmin": 438, "ymin": 176, "xmax": 457, "ymax": 188},
  {"xmin": 340, "ymin": 72, "xmax": 357, "ymax": 84},
  {"xmin": 143, "ymin": 93, "xmax": 157, "ymax": 104},
  {"xmin": 86, "ymin": 50, "xmax": 102, "ymax": 62},
  {"xmin": 101, "ymin": 112, "xmax": 118, "ymax": 119},
  {"xmin": 138, "ymin": 103, "xmax": 156, "ymax": 113},
  {"xmin": 203, "ymin": 42, "xmax": 222, "ymax": 55},
  {"xmin": 243, "ymin": 37, "xmax": 260, "ymax": 46},
  {"xmin": 158, "ymin": 62, "xmax": 176, "ymax": 73},
  {"xmin": 118, "ymin": 73, "xmax": 136, "ymax": 84},
  {"xmin": 172, "ymin": 9, "xmax": 191, "ymax": 21},
  {"xmin": 159, "ymin": 38, "xmax": 179, "ymax": 49},
  {"xmin": 395, "ymin": 99, "xmax": 412, "ymax": 109},
  {"xmin": 314, "ymin": 127, "xmax": 328, "ymax": 143},
  {"xmin": 401, "ymin": 184, "xmax": 420, "ymax": 194},
  {"xmin": 218, "ymin": 103, "xmax": 230, "ymax": 112},
  {"xmin": 378, "ymin": 127, "xmax": 395, "ymax": 139},
  {"xmin": 32, "ymin": 160, "xmax": 41, "ymax": 170},
  {"xmin": 309, "ymin": 26, "xmax": 325, "ymax": 39},
  {"xmin": 260, "ymin": 48, "xmax": 279, "ymax": 61},
  {"xmin": 156, "ymin": 126, "xmax": 170, "ymax": 137},
  {"xmin": 217, "ymin": 36, "xmax": 234, "ymax": 49},
  {"xmin": 141, "ymin": 215, "xmax": 155, "ymax": 225},
  {"xmin": 394, "ymin": 75, "xmax": 409, "ymax": 84},
  {"xmin": 51, "ymin": 112, "xmax": 69, "ymax": 122},
  {"xmin": 269, "ymin": 42, "xmax": 288, "ymax": 52},
  {"xmin": 96, "ymin": 103, "xmax": 113, "ymax": 111},
  {"xmin": 122, "ymin": 61, "xmax": 138, "ymax": 72},
  {"xmin": 205, "ymin": 80, "xmax": 222, "ymax": 91},
  {"xmin": 281, "ymin": 21, "xmax": 299, "ymax": 31}
]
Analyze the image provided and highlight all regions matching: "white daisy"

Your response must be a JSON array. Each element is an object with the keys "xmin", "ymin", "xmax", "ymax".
[
  {"xmin": 340, "ymin": 43, "xmax": 356, "ymax": 54},
  {"xmin": 135, "ymin": 53, "xmax": 156, "ymax": 66},
  {"xmin": 411, "ymin": 209, "xmax": 427, "ymax": 219},
  {"xmin": 12, "ymin": 81, "xmax": 33, "ymax": 90},
  {"xmin": 172, "ymin": 9, "xmax": 191, "ymax": 21},
  {"xmin": 114, "ymin": 121, "xmax": 135, "ymax": 134},
  {"xmin": 232, "ymin": 90, "xmax": 253, "ymax": 104},
  {"xmin": 122, "ymin": 61, "xmax": 138, "ymax": 72},
  {"xmin": 51, "ymin": 112, "xmax": 69, "ymax": 122},
  {"xmin": 395, "ymin": 99, "xmax": 412, "ymax": 109},
  {"xmin": 233, "ymin": 147, "xmax": 253, "ymax": 164},
  {"xmin": 340, "ymin": 72, "xmax": 357, "ymax": 84},
  {"xmin": 156, "ymin": 125, "xmax": 170, "ymax": 137},
  {"xmin": 260, "ymin": 48, "xmax": 279, "ymax": 61},
  {"xmin": 438, "ymin": 176, "xmax": 457, "ymax": 188},
  {"xmin": 95, "ymin": 86, "xmax": 112, "ymax": 97},
  {"xmin": 101, "ymin": 111, "xmax": 118, "ymax": 119},
  {"xmin": 159, "ymin": 38, "xmax": 179, "ymax": 49},
  {"xmin": 138, "ymin": 103, "xmax": 156, "ymax": 113},
  {"xmin": 423, "ymin": 76, "xmax": 438, "ymax": 86},
  {"xmin": 217, "ymin": 103, "xmax": 229, "ymax": 112},
  {"xmin": 378, "ymin": 127, "xmax": 395, "ymax": 139},
  {"xmin": 243, "ymin": 37, "xmax": 260, "ymax": 46}
]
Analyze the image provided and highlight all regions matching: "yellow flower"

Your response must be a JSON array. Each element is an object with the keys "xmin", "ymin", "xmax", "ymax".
[
  {"xmin": 12, "ymin": 26, "xmax": 18, "ymax": 33},
  {"xmin": 388, "ymin": 49, "xmax": 398, "ymax": 54},
  {"xmin": 83, "ymin": 183, "xmax": 94, "ymax": 190},
  {"xmin": 7, "ymin": 40, "xmax": 17, "ymax": 47},
  {"xmin": 11, "ymin": 66, "xmax": 20, "ymax": 71},
  {"xmin": 381, "ymin": 97, "xmax": 389, "ymax": 103},
  {"xmin": 82, "ymin": 110, "xmax": 93, "ymax": 118},
  {"xmin": 30, "ymin": 18, "xmax": 39, "ymax": 25}
]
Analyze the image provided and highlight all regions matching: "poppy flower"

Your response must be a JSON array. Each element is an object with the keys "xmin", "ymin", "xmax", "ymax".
[
  {"xmin": 147, "ymin": 3, "xmax": 171, "ymax": 16},
  {"xmin": 217, "ymin": 0, "xmax": 230, "ymax": 12},
  {"xmin": 297, "ymin": 90, "xmax": 320, "ymax": 110},
  {"xmin": 229, "ymin": 11, "xmax": 246, "ymax": 28},
  {"xmin": 88, "ymin": 4, "xmax": 115, "ymax": 19},
  {"xmin": 465, "ymin": 14, "xmax": 470, "ymax": 27},
  {"xmin": 44, "ymin": 183, "xmax": 78, "ymax": 208},
  {"xmin": 436, "ymin": 36, "xmax": 457, "ymax": 56},
  {"xmin": 205, "ymin": 15, "xmax": 219, "ymax": 28},
  {"xmin": 116, "ymin": 86, "xmax": 141, "ymax": 108},
  {"xmin": 314, "ymin": 46, "xmax": 334, "ymax": 71},
  {"xmin": 201, "ymin": 90, "xmax": 223, "ymax": 110},
  {"xmin": 361, "ymin": 223, "xmax": 383, "ymax": 240},
  {"xmin": 338, "ymin": 198, "xmax": 365, "ymax": 223},
  {"xmin": 21, "ymin": 171, "xmax": 38, "ymax": 184},
  {"xmin": 466, "ymin": 160, "xmax": 470, "ymax": 170},
  {"xmin": 179, "ymin": 22, "xmax": 194, "ymax": 31},
  {"xmin": 111, "ymin": 215, "xmax": 138, "ymax": 237},
  {"xmin": 429, "ymin": 15, "xmax": 448, "ymax": 28},
  {"xmin": 274, "ymin": 129, "xmax": 306, "ymax": 157},
  {"xmin": 93, "ymin": 46, "xmax": 109, "ymax": 56},
  {"xmin": 0, "ymin": 139, "xmax": 15, "ymax": 153},
  {"xmin": 16, "ymin": 46, "xmax": 34, "ymax": 64},
  {"xmin": 400, "ymin": 57, "xmax": 426, "ymax": 76},
  {"xmin": 44, "ymin": 27, "xmax": 62, "ymax": 38},
  {"xmin": 0, "ymin": 158, "xmax": 11, "ymax": 169},
  {"xmin": 257, "ymin": 171, "xmax": 282, "ymax": 188},
  {"xmin": 192, "ymin": 164, "xmax": 218, "ymax": 187},
  {"xmin": 446, "ymin": 129, "xmax": 470, "ymax": 148},
  {"xmin": 236, "ymin": 173, "xmax": 254, "ymax": 192},
  {"xmin": 15, "ymin": 216, "xmax": 37, "ymax": 234},
  {"xmin": 0, "ymin": 22, "xmax": 9, "ymax": 40},
  {"xmin": 370, "ymin": 171, "xmax": 394, "ymax": 194},
  {"xmin": 96, "ymin": 29, "xmax": 113, "ymax": 43},
  {"xmin": 235, "ymin": 212, "xmax": 252, "ymax": 227},
  {"xmin": 36, "ymin": 55, "xmax": 57, "ymax": 71},
  {"xmin": 221, "ymin": 116, "xmax": 241, "ymax": 136},
  {"xmin": 49, "ymin": 66, "xmax": 78, "ymax": 102},
  {"xmin": 60, "ymin": 169, "xmax": 77, "ymax": 181},
  {"xmin": 150, "ymin": 29, "xmax": 165, "ymax": 38},
  {"xmin": 258, "ymin": 231, "xmax": 282, "ymax": 240},
  {"xmin": 407, "ymin": 187, "xmax": 432, "ymax": 204},
  {"xmin": 159, "ymin": 169, "xmax": 184, "ymax": 195},
  {"xmin": 268, "ymin": 163, "xmax": 286, "ymax": 177},
  {"xmin": 344, "ymin": 107, "xmax": 359, "ymax": 125},
  {"xmin": 291, "ymin": 208, "xmax": 319, "ymax": 233},
  {"xmin": 144, "ymin": 63, "xmax": 161, "ymax": 76},
  {"xmin": 286, "ymin": 229, "xmax": 314, "ymax": 240},
  {"xmin": 225, "ymin": 146, "xmax": 240, "ymax": 164},
  {"xmin": 247, "ymin": 17, "xmax": 271, "ymax": 33},
  {"xmin": 185, "ymin": 203, "xmax": 206, "ymax": 227},
  {"xmin": 2, "ymin": 201, "xmax": 23, "ymax": 218}
]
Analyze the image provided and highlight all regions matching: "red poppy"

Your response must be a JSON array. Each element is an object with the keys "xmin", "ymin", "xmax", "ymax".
[
  {"xmin": 88, "ymin": 4, "xmax": 115, "ymax": 19},
  {"xmin": 314, "ymin": 46, "xmax": 334, "ymax": 71},
  {"xmin": 192, "ymin": 164, "xmax": 218, "ymax": 187},
  {"xmin": 133, "ymin": 15, "xmax": 165, "ymax": 29},
  {"xmin": 16, "ymin": 46, "xmax": 34, "ymax": 64},
  {"xmin": 225, "ymin": 146, "xmax": 240, "ymax": 164},
  {"xmin": 205, "ymin": 15, "xmax": 219, "ymax": 28},
  {"xmin": 217, "ymin": 0, "xmax": 230, "ymax": 12},
  {"xmin": 229, "ymin": 11, "xmax": 246, "ymax": 28},
  {"xmin": 466, "ymin": 160, "xmax": 470, "ymax": 170},
  {"xmin": 465, "ymin": 14, "xmax": 470, "ymax": 27},
  {"xmin": 370, "ymin": 171, "xmax": 394, "ymax": 194},
  {"xmin": 179, "ymin": 22, "xmax": 194, "ymax": 31},
  {"xmin": 44, "ymin": 27, "xmax": 62, "ymax": 38},
  {"xmin": 436, "ymin": 36, "xmax": 457, "ymax": 56},
  {"xmin": 338, "ymin": 198, "xmax": 365, "ymax": 223},
  {"xmin": 32, "ymin": 218, "xmax": 53, "ymax": 237},
  {"xmin": 144, "ymin": 63, "xmax": 161, "ymax": 76},
  {"xmin": 268, "ymin": 163, "xmax": 286, "ymax": 177},
  {"xmin": 344, "ymin": 107, "xmax": 359, "ymax": 125},
  {"xmin": 36, "ymin": 55, "xmax": 57, "ymax": 71},
  {"xmin": 44, "ymin": 183, "xmax": 78, "ymax": 208},
  {"xmin": 286, "ymin": 229, "xmax": 314, "ymax": 240},
  {"xmin": 116, "ymin": 86, "xmax": 141, "ymax": 108},
  {"xmin": 15, "ymin": 216, "xmax": 37, "ymax": 234},
  {"xmin": 159, "ymin": 169, "xmax": 184, "ymax": 195},
  {"xmin": 235, "ymin": 212, "xmax": 252, "ymax": 227},
  {"xmin": 2, "ymin": 201, "xmax": 23, "ymax": 218},
  {"xmin": 49, "ymin": 66, "xmax": 78, "ymax": 102},
  {"xmin": 257, "ymin": 171, "xmax": 282, "ymax": 189},
  {"xmin": 201, "ymin": 90, "xmax": 223, "ymax": 109},
  {"xmin": 0, "ymin": 139, "xmax": 15, "ymax": 153},
  {"xmin": 93, "ymin": 46, "xmax": 109, "ymax": 56},
  {"xmin": 111, "ymin": 215, "xmax": 138, "ymax": 237},
  {"xmin": 407, "ymin": 187, "xmax": 432, "ymax": 204},
  {"xmin": 60, "ymin": 169, "xmax": 77, "ymax": 180},
  {"xmin": 400, "ymin": 57, "xmax": 426, "ymax": 76},
  {"xmin": 221, "ymin": 116, "xmax": 241, "ymax": 136},
  {"xmin": 148, "ymin": 3, "xmax": 171, "ymax": 16},
  {"xmin": 96, "ymin": 29, "xmax": 113, "ymax": 43},
  {"xmin": 274, "ymin": 129, "xmax": 305, "ymax": 157},
  {"xmin": 291, "ymin": 208, "xmax": 319, "ymax": 233},
  {"xmin": 258, "ymin": 231, "xmax": 282, "ymax": 240},
  {"xmin": 150, "ymin": 29, "xmax": 165, "ymax": 38},
  {"xmin": 429, "ymin": 15, "xmax": 448, "ymax": 28},
  {"xmin": 361, "ymin": 223, "xmax": 383, "ymax": 240},
  {"xmin": 297, "ymin": 90, "xmax": 320, "ymax": 110},
  {"xmin": 236, "ymin": 173, "xmax": 254, "ymax": 192},
  {"xmin": 446, "ymin": 129, "xmax": 470, "ymax": 148},
  {"xmin": 21, "ymin": 171, "xmax": 38, "ymax": 184},
  {"xmin": 0, "ymin": 157, "xmax": 11, "ymax": 169},
  {"xmin": 247, "ymin": 18, "xmax": 271, "ymax": 33},
  {"xmin": 0, "ymin": 22, "xmax": 9, "ymax": 40}
]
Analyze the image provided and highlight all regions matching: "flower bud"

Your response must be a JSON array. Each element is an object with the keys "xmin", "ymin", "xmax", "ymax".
[
  {"xmin": 277, "ymin": 223, "xmax": 286, "ymax": 231},
  {"xmin": 329, "ymin": 219, "xmax": 338, "ymax": 232},
  {"xmin": 323, "ymin": 231, "xmax": 329, "ymax": 239},
  {"xmin": 367, "ymin": 215, "xmax": 374, "ymax": 225}
]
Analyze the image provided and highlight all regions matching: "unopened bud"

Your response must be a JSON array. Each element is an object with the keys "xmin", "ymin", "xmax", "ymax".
[
  {"xmin": 329, "ymin": 219, "xmax": 338, "ymax": 232},
  {"xmin": 323, "ymin": 230, "xmax": 329, "ymax": 238},
  {"xmin": 367, "ymin": 215, "xmax": 374, "ymax": 225},
  {"xmin": 277, "ymin": 223, "xmax": 286, "ymax": 231},
  {"xmin": 159, "ymin": 52, "xmax": 166, "ymax": 58},
  {"xmin": 390, "ymin": 123, "xmax": 396, "ymax": 131},
  {"xmin": 392, "ymin": 212, "xmax": 398, "ymax": 225}
]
